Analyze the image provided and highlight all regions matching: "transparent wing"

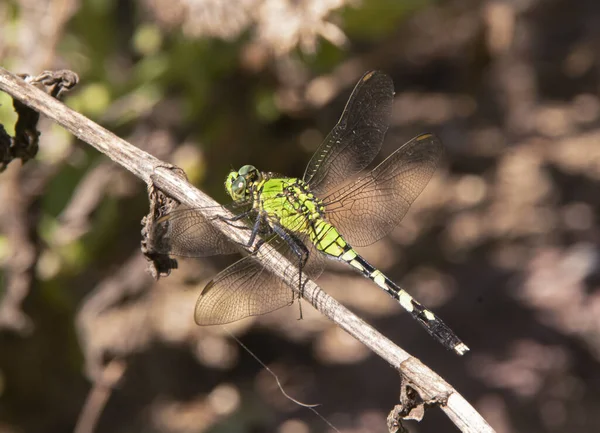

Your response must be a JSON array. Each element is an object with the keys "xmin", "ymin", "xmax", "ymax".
[
  {"xmin": 322, "ymin": 133, "xmax": 443, "ymax": 247},
  {"xmin": 303, "ymin": 71, "xmax": 394, "ymax": 196},
  {"xmin": 194, "ymin": 233, "xmax": 325, "ymax": 325},
  {"xmin": 149, "ymin": 202, "xmax": 252, "ymax": 257}
]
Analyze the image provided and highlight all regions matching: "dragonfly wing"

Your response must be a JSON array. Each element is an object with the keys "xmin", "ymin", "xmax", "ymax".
[
  {"xmin": 194, "ymin": 234, "xmax": 324, "ymax": 325},
  {"xmin": 303, "ymin": 71, "xmax": 394, "ymax": 196},
  {"xmin": 150, "ymin": 203, "xmax": 251, "ymax": 257},
  {"xmin": 322, "ymin": 133, "xmax": 443, "ymax": 247},
  {"xmin": 195, "ymin": 255, "xmax": 294, "ymax": 325}
]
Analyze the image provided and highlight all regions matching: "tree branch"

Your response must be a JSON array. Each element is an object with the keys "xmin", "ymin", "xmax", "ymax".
[{"xmin": 0, "ymin": 66, "xmax": 494, "ymax": 433}]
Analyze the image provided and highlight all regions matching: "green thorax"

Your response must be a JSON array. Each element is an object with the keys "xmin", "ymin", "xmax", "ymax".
[
  {"xmin": 256, "ymin": 176, "xmax": 323, "ymax": 228},
  {"xmin": 225, "ymin": 165, "xmax": 348, "ymax": 256}
]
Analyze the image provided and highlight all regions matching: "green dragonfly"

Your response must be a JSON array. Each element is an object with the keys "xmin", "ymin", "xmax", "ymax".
[{"xmin": 152, "ymin": 71, "xmax": 469, "ymax": 355}]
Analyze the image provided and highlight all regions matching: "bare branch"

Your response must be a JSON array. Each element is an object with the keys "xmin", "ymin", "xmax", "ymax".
[
  {"xmin": 74, "ymin": 359, "xmax": 127, "ymax": 433},
  {"xmin": 0, "ymin": 66, "xmax": 494, "ymax": 433}
]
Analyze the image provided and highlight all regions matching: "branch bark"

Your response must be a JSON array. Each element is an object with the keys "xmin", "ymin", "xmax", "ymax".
[{"xmin": 0, "ymin": 66, "xmax": 494, "ymax": 433}]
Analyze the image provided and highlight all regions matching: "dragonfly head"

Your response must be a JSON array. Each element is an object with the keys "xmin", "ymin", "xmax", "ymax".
[{"xmin": 225, "ymin": 165, "xmax": 262, "ymax": 201}]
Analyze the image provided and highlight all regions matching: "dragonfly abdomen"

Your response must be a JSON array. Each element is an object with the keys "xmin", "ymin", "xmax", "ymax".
[
  {"xmin": 310, "ymin": 219, "xmax": 349, "ymax": 257},
  {"xmin": 336, "ymin": 246, "xmax": 469, "ymax": 355}
]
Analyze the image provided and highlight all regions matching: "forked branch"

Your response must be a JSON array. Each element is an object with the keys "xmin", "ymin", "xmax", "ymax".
[{"xmin": 0, "ymin": 66, "xmax": 494, "ymax": 433}]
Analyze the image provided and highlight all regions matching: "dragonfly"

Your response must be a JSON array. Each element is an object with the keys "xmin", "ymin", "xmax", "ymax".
[{"xmin": 151, "ymin": 71, "xmax": 469, "ymax": 355}]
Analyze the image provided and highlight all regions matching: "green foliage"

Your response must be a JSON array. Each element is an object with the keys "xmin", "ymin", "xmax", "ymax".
[{"xmin": 342, "ymin": 0, "xmax": 431, "ymax": 39}]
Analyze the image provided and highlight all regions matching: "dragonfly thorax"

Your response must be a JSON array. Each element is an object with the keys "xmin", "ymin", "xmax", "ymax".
[
  {"xmin": 259, "ymin": 177, "xmax": 327, "ymax": 235},
  {"xmin": 225, "ymin": 165, "xmax": 262, "ymax": 201}
]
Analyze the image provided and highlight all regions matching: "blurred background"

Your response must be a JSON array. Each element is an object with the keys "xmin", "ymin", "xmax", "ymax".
[{"xmin": 1, "ymin": 0, "xmax": 600, "ymax": 432}]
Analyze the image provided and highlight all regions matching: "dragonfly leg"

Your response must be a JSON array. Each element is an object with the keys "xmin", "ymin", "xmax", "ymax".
[
  {"xmin": 216, "ymin": 209, "xmax": 254, "ymax": 231},
  {"xmin": 219, "ymin": 208, "xmax": 253, "ymax": 222},
  {"xmin": 272, "ymin": 225, "xmax": 309, "ymax": 318},
  {"xmin": 215, "ymin": 210, "xmax": 267, "ymax": 250},
  {"xmin": 245, "ymin": 213, "xmax": 265, "ymax": 249}
]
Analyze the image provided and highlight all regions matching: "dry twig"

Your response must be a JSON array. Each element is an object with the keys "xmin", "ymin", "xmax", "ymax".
[
  {"xmin": 0, "ymin": 66, "xmax": 494, "ymax": 433},
  {"xmin": 73, "ymin": 359, "xmax": 127, "ymax": 433}
]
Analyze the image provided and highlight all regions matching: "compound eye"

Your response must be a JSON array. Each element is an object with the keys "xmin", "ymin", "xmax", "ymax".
[
  {"xmin": 239, "ymin": 165, "xmax": 259, "ymax": 182},
  {"xmin": 230, "ymin": 176, "xmax": 247, "ymax": 197},
  {"xmin": 226, "ymin": 172, "xmax": 236, "ymax": 184}
]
